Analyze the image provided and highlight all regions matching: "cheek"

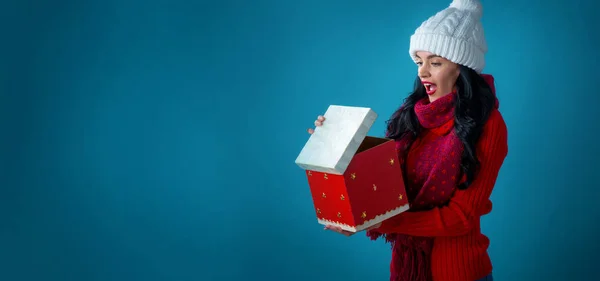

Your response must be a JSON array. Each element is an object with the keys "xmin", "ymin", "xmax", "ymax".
[
  {"xmin": 444, "ymin": 69, "xmax": 460, "ymax": 86},
  {"xmin": 434, "ymin": 69, "xmax": 459, "ymax": 87},
  {"xmin": 452, "ymin": 68, "xmax": 460, "ymax": 80}
]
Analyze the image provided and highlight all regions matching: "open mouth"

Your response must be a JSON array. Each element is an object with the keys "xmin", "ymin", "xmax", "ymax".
[{"xmin": 422, "ymin": 82, "xmax": 437, "ymax": 95}]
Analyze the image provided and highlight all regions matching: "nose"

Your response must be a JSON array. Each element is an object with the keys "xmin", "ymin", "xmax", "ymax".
[{"xmin": 418, "ymin": 65, "xmax": 430, "ymax": 79}]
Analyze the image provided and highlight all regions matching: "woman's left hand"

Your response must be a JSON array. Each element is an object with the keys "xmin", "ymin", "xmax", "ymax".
[{"xmin": 324, "ymin": 223, "xmax": 382, "ymax": 236}]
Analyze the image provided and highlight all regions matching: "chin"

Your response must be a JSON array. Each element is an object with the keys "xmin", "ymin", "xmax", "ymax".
[{"xmin": 428, "ymin": 91, "xmax": 451, "ymax": 101}]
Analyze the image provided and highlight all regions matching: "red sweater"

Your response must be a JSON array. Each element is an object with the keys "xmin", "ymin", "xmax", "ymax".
[{"xmin": 375, "ymin": 109, "xmax": 508, "ymax": 281}]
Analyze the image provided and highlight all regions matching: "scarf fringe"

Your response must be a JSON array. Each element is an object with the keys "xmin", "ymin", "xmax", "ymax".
[
  {"xmin": 366, "ymin": 230, "xmax": 433, "ymax": 281},
  {"xmin": 395, "ymin": 243, "xmax": 431, "ymax": 281}
]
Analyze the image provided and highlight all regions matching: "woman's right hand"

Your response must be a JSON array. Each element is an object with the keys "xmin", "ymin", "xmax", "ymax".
[{"xmin": 307, "ymin": 115, "xmax": 326, "ymax": 134}]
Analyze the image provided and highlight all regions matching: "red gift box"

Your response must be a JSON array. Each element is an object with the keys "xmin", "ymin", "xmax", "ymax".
[{"xmin": 295, "ymin": 105, "xmax": 410, "ymax": 232}]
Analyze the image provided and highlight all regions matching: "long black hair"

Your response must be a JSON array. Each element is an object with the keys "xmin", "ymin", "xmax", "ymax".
[{"xmin": 385, "ymin": 65, "xmax": 497, "ymax": 190}]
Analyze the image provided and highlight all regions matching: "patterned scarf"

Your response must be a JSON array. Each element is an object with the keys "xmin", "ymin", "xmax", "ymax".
[
  {"xmin": 367, "ymin": 91, "xmax": 463, "ymax": 281},
  {"xmin": 366, "ymin": 74, "xmax": 498, "ymax": 281}
]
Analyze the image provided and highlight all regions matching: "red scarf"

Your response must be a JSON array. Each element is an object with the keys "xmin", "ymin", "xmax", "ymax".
[{"xmin": 366, "ymin": 74, "xmax": 498, "ymax": 281}]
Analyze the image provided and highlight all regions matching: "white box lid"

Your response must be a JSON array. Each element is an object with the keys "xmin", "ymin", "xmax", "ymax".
[{"xmin": 295, "ymin": 105, "xmax": 378, "ymax": 175}]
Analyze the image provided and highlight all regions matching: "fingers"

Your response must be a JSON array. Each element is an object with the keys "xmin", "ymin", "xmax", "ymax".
[
  {"xmin": 324, "ymin": 225, "xmax": 337, "ymax": 231},
  {"xmin": 315, "ymin": 115, "xmax": 325, "ymax": 126},
  {"xmin": 307, "ymin": 115, "xmax": 326, "ymax": 135},
  {"xmin": 324, "ymin": 225, "xmax": 352, "ymax": 236}
]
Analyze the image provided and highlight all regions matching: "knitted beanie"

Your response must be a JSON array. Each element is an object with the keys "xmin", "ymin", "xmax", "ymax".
[{"xmin": 409, "ymin": 0, "xmax": 487, "ymax": 73}]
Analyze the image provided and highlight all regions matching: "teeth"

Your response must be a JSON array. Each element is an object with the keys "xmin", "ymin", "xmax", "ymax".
[{"xmin": 423, "ymin": 83, "xmax": 436, "ymax": 92}]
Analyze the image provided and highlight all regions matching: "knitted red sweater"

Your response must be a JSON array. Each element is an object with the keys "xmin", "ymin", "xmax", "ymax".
[{"xmin": 375, "ymin": 109, "xmax": 508, "ymax": 281}]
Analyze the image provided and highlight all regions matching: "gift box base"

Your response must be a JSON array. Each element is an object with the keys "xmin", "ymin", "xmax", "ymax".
[{"xmin": 317, "ymin": 203, "xmax": 410, "ymax": 232}]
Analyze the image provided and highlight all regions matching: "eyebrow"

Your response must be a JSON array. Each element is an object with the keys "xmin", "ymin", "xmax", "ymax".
[{"xmin": 415, "ymin": 54, "xmax": 441, "ymax": 59}]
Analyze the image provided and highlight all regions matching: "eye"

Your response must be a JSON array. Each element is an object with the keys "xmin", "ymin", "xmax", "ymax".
[
  {"xmin": 431, "ymin": 62, "xmax": 442, "ymax": 66},
  {"xmin": 416, "ymin": 61, "xmax": 423, "ymax": 66}
]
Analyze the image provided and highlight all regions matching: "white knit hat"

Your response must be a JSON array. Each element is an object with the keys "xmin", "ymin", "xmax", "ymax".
[{"xmin": 409, "ymin": 0, "xmax": 487, "ymax": 73}]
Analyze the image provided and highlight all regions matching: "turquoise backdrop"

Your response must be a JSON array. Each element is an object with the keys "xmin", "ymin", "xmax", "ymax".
[{"xmin": 2, "ymin": 0, "xmax": 599, "ymax": 280}]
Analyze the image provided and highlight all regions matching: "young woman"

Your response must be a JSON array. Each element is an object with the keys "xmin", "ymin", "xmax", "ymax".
[{"xmin": 306, "ymin": 1, "xmax": 507, "ymax": 281}]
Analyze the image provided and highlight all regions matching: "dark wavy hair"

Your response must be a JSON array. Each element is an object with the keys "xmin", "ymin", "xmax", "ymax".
[{"xmin": 385, "ymin": 65, "xmax": 496, "ymax": 190}]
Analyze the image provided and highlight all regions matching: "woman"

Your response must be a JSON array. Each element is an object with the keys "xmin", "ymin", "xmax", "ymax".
[{"xmin": 307, "ymin": 1, "xmax": 507, "ymax": 281}]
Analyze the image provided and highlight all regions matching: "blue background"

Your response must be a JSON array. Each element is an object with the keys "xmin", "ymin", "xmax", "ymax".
[{"xmin": 2, "ymin": 0, "xmax": 599, "ymax": 280}]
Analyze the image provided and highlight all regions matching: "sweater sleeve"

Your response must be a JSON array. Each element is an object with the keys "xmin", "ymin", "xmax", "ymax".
[{"xmin": 374, "ymin": 110, "xmax": 508, "ymax": 237}]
